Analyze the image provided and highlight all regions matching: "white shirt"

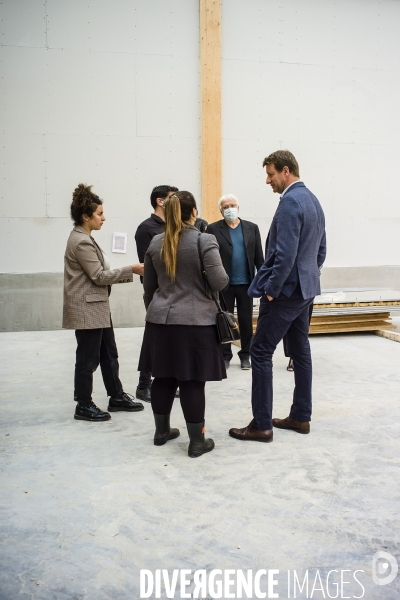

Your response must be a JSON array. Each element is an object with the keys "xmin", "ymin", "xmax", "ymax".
[
  {"xmin": 102, "ymin": 252, "xmax": 110, "ymax": 271},
  {"xmin": 280, "ymin": 180, "xmax": 303, "ymax": 199}
]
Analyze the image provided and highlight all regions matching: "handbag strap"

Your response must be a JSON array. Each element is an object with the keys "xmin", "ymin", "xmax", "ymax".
[{"xmin": 197, "ymin": 233, "xmax": 224, "ymax": 313}]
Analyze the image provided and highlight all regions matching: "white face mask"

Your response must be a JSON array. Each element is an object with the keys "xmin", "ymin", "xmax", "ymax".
[{"xmin": 223, "ymin": 207, "xmax": 239, "ymax": 222}]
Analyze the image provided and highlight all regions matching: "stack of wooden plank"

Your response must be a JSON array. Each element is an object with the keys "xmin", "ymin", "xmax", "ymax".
[
  {"xmin": 309, "ymin": 311, "xmax": 394, "ymax": 334},
  {"xmin": 310, "ymin": 290, "xmax": 400, "ymax": 334},
  {"xmin": 249, "ymin": 289, "xmax": 400, "ymax": 336}
]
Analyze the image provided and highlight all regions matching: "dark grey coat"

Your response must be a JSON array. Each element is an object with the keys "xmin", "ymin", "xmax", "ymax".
[
  {"xmin": 206, "ymin": 218, "xmax": 264, "ymax": 282},
  {"xmin": 143, "ymin": 226, "xmax": 229, "ymax": 326}
]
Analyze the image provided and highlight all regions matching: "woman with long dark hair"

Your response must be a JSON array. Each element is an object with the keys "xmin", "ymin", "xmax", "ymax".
[
  {"xmin": 63, "ymin": 184, "xmax": 144, "ymax": 422},
  {"xmin": 138, "ymin": 191, "xmax": 229, "ymax": 457}
]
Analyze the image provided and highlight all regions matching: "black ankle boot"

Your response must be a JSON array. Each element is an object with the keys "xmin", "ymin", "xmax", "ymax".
[
  {"xmin": 186, "ymin": 421, "xmax": 215, "ymax": 458},
  {"xmin": 153, "ymin": 414, "xmax": 180, "ymax": 446}
]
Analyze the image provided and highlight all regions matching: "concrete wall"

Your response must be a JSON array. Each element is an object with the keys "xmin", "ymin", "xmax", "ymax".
[
  {"xmin": 1, "ymin": 0, "xmax": 400, "ymax": 331},
  {"xmin": 0, "ymin": 273, "xmax": 146, "ymax": 332}
]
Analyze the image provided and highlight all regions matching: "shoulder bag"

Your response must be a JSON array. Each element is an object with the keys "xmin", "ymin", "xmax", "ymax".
[{"xmin": 197, "ymin": 234, "xmax": 240, "ymax": 344}]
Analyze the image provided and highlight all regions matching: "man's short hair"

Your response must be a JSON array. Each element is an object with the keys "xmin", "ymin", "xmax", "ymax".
[
  {"xmin": 262, "ymin": 150, "xmax": 300, "ymax": 177},
  {"xmin": 150, "ymin": 185, "xmax": 179, "ymax": 209},
  {"xmin": 218, "ymin": 193, "xmax": 238, "ymax": 211}
]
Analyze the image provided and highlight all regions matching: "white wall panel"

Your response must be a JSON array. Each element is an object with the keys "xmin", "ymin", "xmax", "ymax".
[
  {"xmin": 45, "ymin": 130, "xmax": 200, "ymax": 222},
  {"xmin": 88, "ymin": 52, "xmax": 136, "ymax": 136},
  {"xmin": 222, "ymin": 0, "xmax": 400, "ymax": 268},
  {"xmin": 221, "ymin": 0, "xmax": 282, "ymax": 62},
  {"xmin": 222, "ymin": 0, "xmax": 400, "ymax": 70},
  {"xmin": 223, "ymin": 60, "xmax": 389, "ymax": 146},
  {"xmin": 46, "ymin": 0, "xmax": 199, "ymax": 56},
  {"xmin": 135, "ymin": 136, "xmax": 201, "ymax": 207},
  {"xmin": 45, "ymin": 49, "xmax": 95, "ymax": 135},
  {"xmin": 0, "ymin": 0, "xmax": 46, "ymax": 47},
  {"xmin": 1, "ymin": 46, "xmax": 49, "ymax": 133},
  {"xmin": 0, "ymin": 217, "xmax": 71, "ymax": 273},
  {"xmin": 136, "ymin": 53, "xmax": 200, "ymax": 139},
  {"xmin": 44, "ymin": 133, "xmax": 134, "ymax": 218},
  {"xmin": 133, "ymin": 0, "xmax": 199, "ymax": 57},
  {"xmin": 46, "ymin": 1, "xmax": 91, "ymax": 51},
  {"xmin": 0, "ymin": 133, "xmax": 46, "ymax": 218},
  {"xmin": 47, "ymin": 0, "xmax": 134, "ymax": 53},
  {"xmin": 221, "ymin": 59, "xmax": 263, "ymax": 141},
  {"xmin": 0, "ymin": 0, "xmax": 200, "ymax": 277},
  {"xmin": 45, "ymin": 49, "xmax": 136, "ymax": 136},
  {"xmin": 222, "ymin": 139, "xmax": 275, "ymax": 247}
]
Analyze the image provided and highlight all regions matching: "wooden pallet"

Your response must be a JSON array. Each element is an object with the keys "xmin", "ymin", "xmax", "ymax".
[
  {"xmin": 310, "ymin": 312, "xmax": 395, "ymax": 334},
  {"xmin": 250, "ymin": 311, "xmax": 396, "ymax": 335},
  {"xmin": 244, "ymin": 291, "xmax": 400, "ymax": 336}
]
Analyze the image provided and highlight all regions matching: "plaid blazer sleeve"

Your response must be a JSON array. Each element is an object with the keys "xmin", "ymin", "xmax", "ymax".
[{"xmin": 74, "ymin": 236, "xmax": 133, "ymax": 285}]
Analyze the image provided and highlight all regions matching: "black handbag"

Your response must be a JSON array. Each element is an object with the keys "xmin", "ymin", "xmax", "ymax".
[{"xmin": 197, "ymin": 234, "xmax": 241, "ymax": 344}]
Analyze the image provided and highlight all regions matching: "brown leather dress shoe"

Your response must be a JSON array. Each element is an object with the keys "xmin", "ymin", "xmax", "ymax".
[
  {"xmin": 272, "ymin": 416, "xmax": 310, "ymax": 434},
  {"xmin": 229, "ymin": 423, "xmax": 273, "ymax": 443}
]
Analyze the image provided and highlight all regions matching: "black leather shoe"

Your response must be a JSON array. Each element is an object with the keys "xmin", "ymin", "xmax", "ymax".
[
  {"xmin": 229, "ymin": 423, "xmax": 273, "ymax": 443},
  {"xmin": 240, "ymin": 357, "xmax": 251, "ymax": 370},
  {"xmin": 108, "ymin": 392, "xmax": 144, "ymax": 412},
  {"xmin": 135, "ymin": 386, "xmax": 151, "ymax": 402},
  {"xmin": 74, "ymin": 402, "xmax": 111, "ymax": 422}
]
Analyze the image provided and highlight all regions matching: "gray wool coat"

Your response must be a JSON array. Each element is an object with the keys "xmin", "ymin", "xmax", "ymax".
[{"xmin": 143, "ymin": 226, "xmax": 229, "ymax": 326}]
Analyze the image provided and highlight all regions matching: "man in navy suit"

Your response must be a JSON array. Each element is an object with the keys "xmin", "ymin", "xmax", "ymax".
[{"xmin": 229, "ymin": 150, "xmax": 326, "ymax": 443}]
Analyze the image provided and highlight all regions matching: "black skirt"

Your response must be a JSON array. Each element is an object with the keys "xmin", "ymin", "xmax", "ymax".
[{"xmin": 138, "ymin": 322, "xmax": 227, "ymax": 382}]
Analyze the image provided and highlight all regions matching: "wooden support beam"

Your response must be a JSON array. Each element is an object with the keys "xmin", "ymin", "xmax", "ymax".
[{"xmin": 200, "ymin": 0, "xmax": 222, "ymax": 224}]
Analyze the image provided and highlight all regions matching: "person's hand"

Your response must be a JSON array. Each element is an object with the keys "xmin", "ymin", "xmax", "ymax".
[
  {"xmin": 266, "ymin": 295, "xmax": 273, "ymax": 301},
  {"xmin": 132, "ymin": 263, "xmax": 144, "ymax": 276}
]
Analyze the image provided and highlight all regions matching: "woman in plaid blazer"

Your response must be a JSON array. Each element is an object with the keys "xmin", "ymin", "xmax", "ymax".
[{"xmin": 63, "ymin": 184, "xmax": 144, "ymax": 422}]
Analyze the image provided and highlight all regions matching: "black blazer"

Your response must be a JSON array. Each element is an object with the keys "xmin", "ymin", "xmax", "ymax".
[{"xmin": 206, "ymin": 218, "xmax": 264, "ymax": 283}]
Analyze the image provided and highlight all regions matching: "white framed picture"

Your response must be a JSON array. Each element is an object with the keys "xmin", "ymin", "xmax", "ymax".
[{"xmin": 112, "ymin": 232, "xmax": 128, "ymax": 254}]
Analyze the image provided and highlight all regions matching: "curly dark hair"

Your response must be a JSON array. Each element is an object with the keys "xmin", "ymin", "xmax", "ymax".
[
  {"xmin": 70, "ymin": 184, "xmax": 102, "ymax": 226},
  {"xmin": 262, "ymin": 150, "xmax": 300, "ymax": 177}
]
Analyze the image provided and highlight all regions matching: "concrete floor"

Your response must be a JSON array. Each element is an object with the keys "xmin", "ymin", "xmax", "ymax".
[{"xmin": 1, "ymin": 328, "xmax": 399, "ymax": 599}]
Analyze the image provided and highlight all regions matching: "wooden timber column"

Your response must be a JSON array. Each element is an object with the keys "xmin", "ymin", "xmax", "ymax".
[{"xmin": 200, "ymin": 0, "xmax": 222, "ymax": 224}]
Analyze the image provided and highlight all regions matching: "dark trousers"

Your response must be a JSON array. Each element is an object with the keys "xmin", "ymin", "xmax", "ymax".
[
  {"xmin": 250, "ymin": 287, "xmax": 314, "ymax": 430},
  {"xmin": 151, "ymin": 377, "xmax": 206, "ymax": 423},
  {"xmin": 74, "ymin": 322, "xmax": 123, "ymax": 404},
  {"xmin": 283, "ymin": 303, "xmax": 314, "ymax": 357},
  {"xmin": 222, "ymin": 284, "xmax": 253, "ymax": 361},
  {"xmin": 138, "ymin": 370, "xmax": 152, "ymax": 389}
]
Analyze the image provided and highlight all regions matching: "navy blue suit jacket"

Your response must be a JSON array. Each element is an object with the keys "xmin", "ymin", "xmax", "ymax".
[{"xmin": 248, "ymin": 182, "xmax": 326, "ymax": 300}]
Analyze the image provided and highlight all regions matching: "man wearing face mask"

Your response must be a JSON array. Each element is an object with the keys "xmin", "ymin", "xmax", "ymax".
[
  {"xmin": 135, "ymin": 184, "xmax": 178, "ymax": 402},
  {"xmin": 207, "ymin": 195, "xmax": 264, "ymax": 370}
]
